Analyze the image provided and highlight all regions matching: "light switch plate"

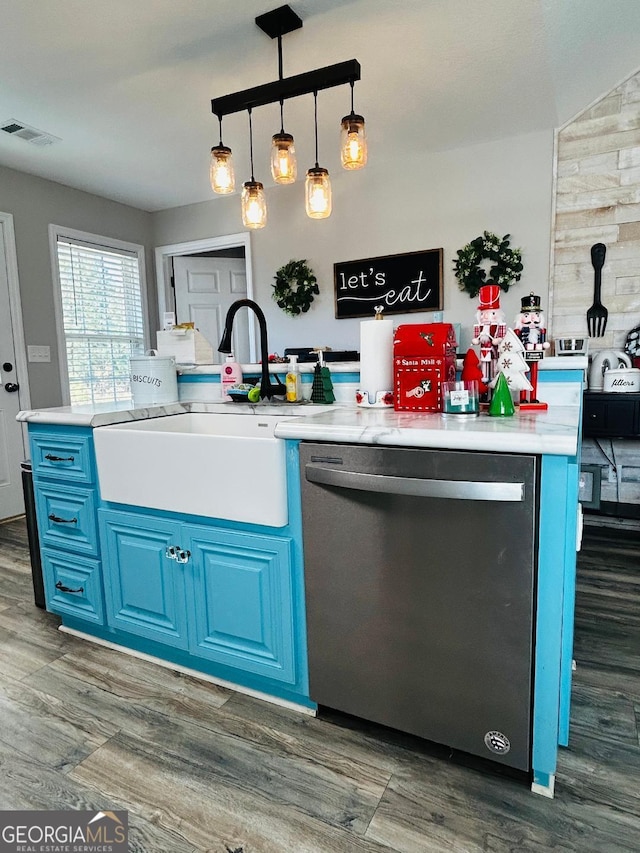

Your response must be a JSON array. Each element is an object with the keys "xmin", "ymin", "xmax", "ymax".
[{"xmin": 27, "ymin": 345, "xmax": 51, "ymax": 363}]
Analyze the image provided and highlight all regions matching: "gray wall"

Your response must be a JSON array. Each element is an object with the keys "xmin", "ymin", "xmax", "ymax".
[
  {"xmin": 3, "ymin": 128, "xmax": 553, "ymax": 409},
  {"xmin": 153, "ymin": 130, "xmax": 554, "ymax": 357},
  {"xmin": 0, "ymin": 165, "xmax": 154, "ymax": 408}
]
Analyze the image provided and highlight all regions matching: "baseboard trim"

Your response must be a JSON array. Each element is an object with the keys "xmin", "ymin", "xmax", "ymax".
[{"xmin": 58, "ymin": 625, "xmax": 317, "ymax": 717}]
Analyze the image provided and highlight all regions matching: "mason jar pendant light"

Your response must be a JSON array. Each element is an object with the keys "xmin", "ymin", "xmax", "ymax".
[
  {"xmin": 340, "ymin": 81, "xmax": 367, "ymax": 170},
  {"xmin": 210, "ymin": 116, "xmax": 235, "ymax": 194},
  {"xmin": 241, "ymin": 108, "xmax": 267, "ymax": 229},
  {"xmin": 305, "ymin": 91, "xmax": 332, "ymax": 219},
  {"xmin": 271, "ymin": 100, "xmax": 297, "ymax": 184}
]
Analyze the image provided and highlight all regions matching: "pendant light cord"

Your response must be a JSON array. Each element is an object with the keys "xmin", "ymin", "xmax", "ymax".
[
  {"xmin": 313, "ymin": 90, "xmax": 319, "ymax": 168},
  {"xmin": 248, "ymin": 108, "xmax": 255, "ymax": 181},
  {"xmin": 350, "ymin": 80, "xmax": 355, "ymax": 115},
  {"xmin": 218, "ymin": 115, "xmax": 224, "ymax": 147},
  {"xmin": 279, "ymin": 100, "xmax": 285, "ymax": 135}
]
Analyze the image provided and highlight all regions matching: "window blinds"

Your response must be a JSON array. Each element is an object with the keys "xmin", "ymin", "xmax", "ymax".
[{"xmin": 56, "ymin": 237, "xmax": 145, "ymax": 405}]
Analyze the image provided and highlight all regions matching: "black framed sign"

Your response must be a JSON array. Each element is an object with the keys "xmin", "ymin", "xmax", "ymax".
[{"xmin": 334, "ymin": 248, "xmax": 443, "ymax": 319}]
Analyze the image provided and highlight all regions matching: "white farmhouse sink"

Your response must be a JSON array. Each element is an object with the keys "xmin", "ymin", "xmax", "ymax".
[{"xmin": 94, "ymin": 413, "xmax": 291, "ymax": 526}]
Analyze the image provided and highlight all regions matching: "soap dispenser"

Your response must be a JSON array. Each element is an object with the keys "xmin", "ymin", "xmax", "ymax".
[
  {"xmin": 285, "ymin": 355, "xmax": 302, "ymax": 403},
  {"xmin": 221, "ymin": 353, "xmax": 243, "ymax": 399}
]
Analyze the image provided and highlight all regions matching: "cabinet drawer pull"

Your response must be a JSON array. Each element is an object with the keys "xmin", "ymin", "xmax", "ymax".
[
  {"xmin": 175, "ymin": 549, "xmax": 191, "ymax": 564},
  {"xmin": 165, "ymin": 545, "xmax": 177, "ymax": 560},
  {"xmin": 55, "ymin": 580, "xmax": 84, "ymax": 594},
  {"xmin": 48, "ymin": 513, "xmax": 78, "ymax": 524},
  {"xmin": 45, "ymin": 453, "xmax": 75, "ymax": 463}
]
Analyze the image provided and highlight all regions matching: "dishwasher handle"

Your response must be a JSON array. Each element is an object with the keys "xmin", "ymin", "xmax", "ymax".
[{"xmin": 305, "ymin": 463, "xmax": 524, "ymax": 502}]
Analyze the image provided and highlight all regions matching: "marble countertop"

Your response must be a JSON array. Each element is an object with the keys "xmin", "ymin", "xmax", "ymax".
[
  {"xmin": 19, "ymin": 399, "xmax": 580, "ymax": 456},
  {"xmin": 18, "ymin": 357, "xmax": 583, "ymax": 454},
  {"xmin": 274, "ymin": 405, "xmax": 581, "ymax": 456}
]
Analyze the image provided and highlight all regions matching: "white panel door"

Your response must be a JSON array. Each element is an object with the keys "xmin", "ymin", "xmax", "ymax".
[
  {"xmin": 0, "ymin": 218, "xmax": 26, "ymax": 519},
  {"xmin": 173, "ymin": 257, "xmax": 249, "ymax": 364}
]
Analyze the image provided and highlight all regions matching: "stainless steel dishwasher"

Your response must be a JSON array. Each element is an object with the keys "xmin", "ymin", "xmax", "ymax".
[{"xmin": 299, "ymin": 442, "xmax": 537, "ymax": 772}]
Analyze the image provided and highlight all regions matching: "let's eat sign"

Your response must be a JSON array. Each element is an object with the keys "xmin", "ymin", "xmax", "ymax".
[{"xmin": 334, "ymin": 248, "xmax": 443, "ymax": 319}]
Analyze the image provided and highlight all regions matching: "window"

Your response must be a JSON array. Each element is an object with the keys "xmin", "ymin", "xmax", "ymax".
[{"xmin": 52, "ymin": 228, "xmax": 147, "ymax": 405}]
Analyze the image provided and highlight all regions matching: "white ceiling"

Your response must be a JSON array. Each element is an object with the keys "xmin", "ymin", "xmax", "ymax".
[{"xmin": 1, "ymin": 0, "xmax": 640, "ymax": 212}]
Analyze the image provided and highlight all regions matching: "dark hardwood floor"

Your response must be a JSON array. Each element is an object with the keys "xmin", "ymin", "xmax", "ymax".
[{"xmin": 0, "ymin": 516, "xmax": 638, "ymax": 852}]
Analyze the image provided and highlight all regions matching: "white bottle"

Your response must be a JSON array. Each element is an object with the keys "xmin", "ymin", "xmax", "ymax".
[
  {"xmin": 221, "ymin": 353, "xmax": 242, "ymax": 399},
  {"xmin": 285, "ymin": 355, "xmax": 302, "ymax": 403}
]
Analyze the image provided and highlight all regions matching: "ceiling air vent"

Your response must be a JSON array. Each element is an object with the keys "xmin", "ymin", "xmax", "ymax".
[{"xmin": 1, "ymin": 119, "xmax": 61, "ymax": 146}]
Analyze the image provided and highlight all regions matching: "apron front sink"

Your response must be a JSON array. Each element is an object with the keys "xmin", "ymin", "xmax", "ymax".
[{"xmin": 94, "ymin": 413, "xmax": 289, "ymax": 526}]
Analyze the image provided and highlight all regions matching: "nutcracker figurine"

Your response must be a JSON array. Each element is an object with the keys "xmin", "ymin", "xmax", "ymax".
[
  {"xmin": 471, "ymin": 284, "xmax": 506, "ymax": 388},
  {"xmin": 514, "ymin": 291, "xmax": 550, "ymax": 408}
]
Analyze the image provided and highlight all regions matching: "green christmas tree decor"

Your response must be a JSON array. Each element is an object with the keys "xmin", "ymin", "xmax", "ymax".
[
  {"xmin": 488, "ymin": 372, "xmax": 515, "ymax": 417},
  {"xmin": 310, "ymin": 363, "xmax": 335, "ymax": 404}
]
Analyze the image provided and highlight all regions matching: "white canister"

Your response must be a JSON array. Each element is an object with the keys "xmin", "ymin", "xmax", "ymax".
[
  {"xmin": 130, "ymin": 351, "xmax": 179, "ymax": 406},
  {"xmin": 602, "ymin": 366, "xmax": 640, "ymax": 393}
]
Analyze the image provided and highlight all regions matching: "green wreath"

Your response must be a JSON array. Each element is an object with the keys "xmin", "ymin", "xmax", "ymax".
[
  {"xmin": 453, "ymin": 231, "xmax": 523, "ymax": 299},
  {"xmin": 272, "ymin": 259, "xmax": 319, "ymax": 317}
]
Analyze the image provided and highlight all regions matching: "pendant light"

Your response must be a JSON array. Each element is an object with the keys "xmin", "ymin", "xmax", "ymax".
[
  {"xmin": 340, "ymin": 81, "xmax": 367, "ymax": 170},
  {"xmin": 271, "ymin": 100, "xmax": 297, "ymax": 184},
  {"xmin": 305, "ymin": 91, "xmax": 332, "ymax": 219},
  {"xmin": 210, "ymin": 116, "xmax": 235, "ymax": 194},
  {"xmin": 241, "ymin": 109, "xmax": 267, "ymax": 229}
]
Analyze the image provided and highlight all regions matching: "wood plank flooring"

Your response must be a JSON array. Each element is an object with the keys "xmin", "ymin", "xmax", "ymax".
[{"xmin": 0, "ymin": 517, "xmax": 638, "ymax": 852}]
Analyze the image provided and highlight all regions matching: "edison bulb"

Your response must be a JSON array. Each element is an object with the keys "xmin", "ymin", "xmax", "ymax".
[
  {"xmin": 340, "ymin": 114, "xmax": 367, "ymax": 170},
  {"xmin": 271, "ymin": 133, "xmax": 297, "ymax": 184},
  {"xmin": 210, "ymin": 145, "xmax": 235, "ymax": 193},
  {"xmin": 241, "ymin": 181, "xmax": 267, "ymax": 229},
  {"xmin": 305, "ymin": 167, "xmax": 332, "ymax": 219}
]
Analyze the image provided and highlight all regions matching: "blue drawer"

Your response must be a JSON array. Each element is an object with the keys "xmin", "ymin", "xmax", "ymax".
[
  {"xmin": 35, "ymin": 483, "xmax": 99, "ymax": 557},
  {"xmin": 42, "ymin": 549, "xmax": 105, "ymax": 625},
  {"xmin": 31, "ymin": 431, "xmax": 94, "ymax": 484}
]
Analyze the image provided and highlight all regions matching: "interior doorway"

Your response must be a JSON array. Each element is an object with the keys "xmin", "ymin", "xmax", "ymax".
[
  {"xmin": 155, "ymin": 233, "xmax": 256, "ymax": 363},
  {"xmin": 0, "ymin": 212, "xmax": 31, "ymax": 520}
]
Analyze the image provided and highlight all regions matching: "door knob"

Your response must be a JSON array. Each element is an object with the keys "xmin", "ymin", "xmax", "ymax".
[{"xmin": 4, "ymin": 382, "xmax": 19, "ymax": 392}]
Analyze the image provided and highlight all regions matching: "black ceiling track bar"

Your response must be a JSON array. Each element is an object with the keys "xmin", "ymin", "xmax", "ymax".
[{"xmin": 212, "ymin": 59, "xmax": 361, "ymax": 119}]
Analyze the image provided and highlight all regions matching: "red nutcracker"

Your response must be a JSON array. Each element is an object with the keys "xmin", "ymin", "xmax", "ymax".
[
  {"xmin": 514, "ymin": 291, "xmax": 550, "ymax": 407},
  {"xmin": 471, "ymin": 284, "xmax": 506, "ymax": 387}
]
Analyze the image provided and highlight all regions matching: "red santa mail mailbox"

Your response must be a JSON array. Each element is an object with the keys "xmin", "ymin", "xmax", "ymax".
[{"xmin": 393, "ymin": 323, "xmax": 457, "ymax": 412}]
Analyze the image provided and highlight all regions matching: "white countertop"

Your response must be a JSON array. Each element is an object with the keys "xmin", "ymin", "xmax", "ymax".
[
  {"xmin": 18, "ymin": 357, "xmax": 584, "ymax": 455},
  {"xmin": 274, "ymin": 405, "xmax": 581, "ymax": 456},
  {"xmin": 18, "ymin": 400, "xmax": 580, "ymax": 456},
  {"xmin": 17, "ymin": 400, "xmax": 332, "ymax": 427}
]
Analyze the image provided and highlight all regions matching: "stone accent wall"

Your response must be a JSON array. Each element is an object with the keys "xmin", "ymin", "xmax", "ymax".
[
  {"xmin": 551, "ymin": 70, "xmax": 640, "ymax": 511},
  {"xmin": 552, "ymin": 74, "xmax": 640, "ymax": 348}
]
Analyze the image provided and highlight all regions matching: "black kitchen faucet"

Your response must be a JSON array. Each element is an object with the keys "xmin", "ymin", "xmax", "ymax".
[{"xmin": 218, "ymin": 299, "xmax": 286, "ymax": 400}]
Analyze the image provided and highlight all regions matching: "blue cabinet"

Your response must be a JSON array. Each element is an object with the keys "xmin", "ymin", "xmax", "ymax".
[
  {"xmin": 42, "ymin": 549, "xmax": 104, "ymax": 624},
  {"xmin": 29, "ymin": 425, "xmax": 105, "ymax": 625},
  {"xmin": 99, "ymin": 509, "xmax": 188, "ymax": 650},
  {"xmin": 186, "ymin": 525, "xmax": 296, "ymax": 684},
  {"xmin": 98, "ymin": 507, "xmax": 299, "ymax": 690}
]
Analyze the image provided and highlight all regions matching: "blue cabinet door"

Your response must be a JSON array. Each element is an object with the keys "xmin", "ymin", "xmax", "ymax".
[
  {"xmin": 185, "ymin": 525, "xmax": 296, "ymax": 685},
  {"xmin": 99, "ymin": 509, "xmax": 188, "ymax": 650}
]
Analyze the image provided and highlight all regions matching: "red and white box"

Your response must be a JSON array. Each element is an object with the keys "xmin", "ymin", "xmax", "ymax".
[{"xmin": 393, "ymin": 323, "xmax": 457, "ymax": 412}]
